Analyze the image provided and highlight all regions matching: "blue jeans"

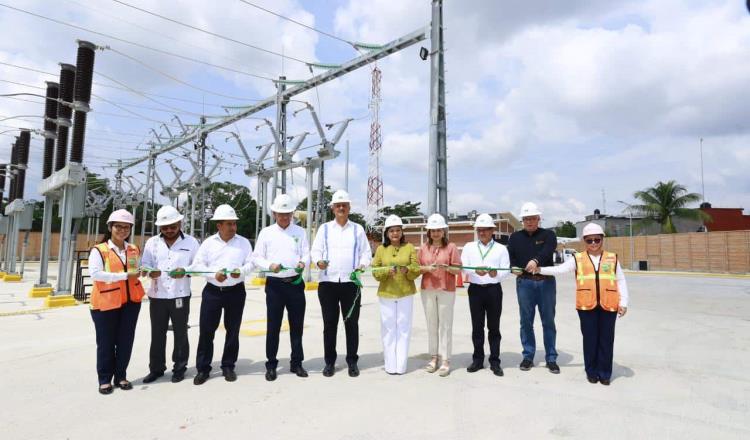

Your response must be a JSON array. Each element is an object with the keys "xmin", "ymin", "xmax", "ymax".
[{"xmin": 516, "ymin": 277, "xmax": 557, "ymax": 363}]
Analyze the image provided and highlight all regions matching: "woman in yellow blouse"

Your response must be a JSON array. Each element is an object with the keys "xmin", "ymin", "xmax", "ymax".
[{"xmin": 372, "ymin": 215, "xmax": 421, "ymax": 374}]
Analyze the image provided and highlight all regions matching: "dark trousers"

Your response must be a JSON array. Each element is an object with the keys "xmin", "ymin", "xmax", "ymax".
[
  {"xmin": 318, "ymin": 281, "xmax": 360, "ymax": 366},
  {"xmin": 467, "ymin": 283, "xmax": 503, "ymax": 365},
  {"xmin": 578, "ymin": 307, "xmax": 617, "ymax": 380},
  {"xmin": 265, "ymin": 277, "xmax": 306, "ymax": 369},
  {"xmin": 195, "ymin": 284, "xmax": 246, "ymax": 373},
  {"xmin": 149, "ymin": 296, "xmax": 190, "ymax": 375},
  {"xmin": 516, "ymin": 277, "xmax": 558, "ymax": 362},
  {"xmin": 90, "ymin": 301, "xmax": 142, "ymax": 385}
]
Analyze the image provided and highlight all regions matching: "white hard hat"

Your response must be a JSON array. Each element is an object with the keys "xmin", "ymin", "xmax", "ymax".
[
  {"xmin": 270, "ymin": 193, "xmax": 295, "ymax": 213},
  {"xmin": 384, "ymin": 214, "xmax": 403, "ymax": 229},
  {"xmin": 474, "ymin": 213, "xmax": 495, "ymax": 228},
  {"xmin": 582, "ymin": 223, "xmax": 605, "ymax": 238},
  {"xmin": 107, "ymin": 209, "xmax": 135, "ymax": 225},
  {"xmin": 425, "ymin": 213, "xmax": 448, "ymax": 230},
  {"xmin": 519, "ymin": 202, "xmax": 542, "ymax": 218},
  {"xmin": 329, "ymin": 189, "xmax": 351, "ymax": 206},
  {"xmin": 210, "ymin": 204, "xmax": 239, "ymax": 221},
  {"xmin": 154, "ymin": 205, "xmax": 184, "ymax": 226}
]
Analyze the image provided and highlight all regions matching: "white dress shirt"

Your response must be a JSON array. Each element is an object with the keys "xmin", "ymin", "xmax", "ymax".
[
  {"xmin": 89, "ymin": 240, "xmax": 131, "ymax": 283},
  {"xmin": 461, "ymin": 240, "xmax": 511, "ymax": 285},
  {"xmin": 187, "ymin": 233, "xmax": 254, "ymax": 287},
  {"xmin": 141, "ymin": 232, "xmax": 200, "ymax": 299},
  {"xmin": 539, "ymin": 255, "xmax": 629, "ymax": 307},
  {"xmin": 252, "ymin": 222, "xmax": 310, "ymax": 278},
  {"xmin": 310, "ymin": 219, "xmax": 372, "ymax": 283}
]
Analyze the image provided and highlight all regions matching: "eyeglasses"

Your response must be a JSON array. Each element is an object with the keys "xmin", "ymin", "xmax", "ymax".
[{"xmin": 585, "ymin": 238, "xmax": 602, "ymax": 244}]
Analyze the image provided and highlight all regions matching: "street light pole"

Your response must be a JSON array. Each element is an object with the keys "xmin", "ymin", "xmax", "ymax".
[{"xmin": 699, "ymin": 137, "xmax": 705, "ymax": 203}]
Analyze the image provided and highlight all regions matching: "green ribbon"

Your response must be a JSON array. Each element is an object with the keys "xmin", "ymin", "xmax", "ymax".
[{"xmin": 260, "ymin": 265, "xmax": 305, "ymax": 285}]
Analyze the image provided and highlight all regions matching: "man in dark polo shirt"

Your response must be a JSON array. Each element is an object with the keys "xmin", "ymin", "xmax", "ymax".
[{"xmin": 508, "ymin": 202, "xmax": 560, "ymax": 374}]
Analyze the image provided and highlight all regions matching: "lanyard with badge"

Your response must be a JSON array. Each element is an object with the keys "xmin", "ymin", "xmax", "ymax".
[{"xmin": 477, "ymin": 240, "xmax": 494, "ymax": 262}]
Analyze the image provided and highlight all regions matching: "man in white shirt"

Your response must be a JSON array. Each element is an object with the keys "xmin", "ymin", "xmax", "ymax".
[
  {"xmin": 175, "ymin": 204, "xmax": 254, "ymax": 385},
  {"xmin": 460, "ymin": 213, "xmax": 511, "ymax": 376},
  {"xmin": 253, "ymin": 194, "xmax": 310, "ymax": 381},
  {"xmin": 310, "ymin": 190, "xmax": 371, "ymax": 377},
  {"xmin": 141, "ymin": 206, "xmax": 199, "ymax": 384}
]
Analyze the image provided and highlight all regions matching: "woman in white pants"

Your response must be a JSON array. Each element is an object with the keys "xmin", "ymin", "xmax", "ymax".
[
  {"xmin": 418, "ymin": 213, "xmax": 461, "ymax": 376},
  {"xmin": 372, "ymin": 215, "xmax": 421, "ymax": 374}
]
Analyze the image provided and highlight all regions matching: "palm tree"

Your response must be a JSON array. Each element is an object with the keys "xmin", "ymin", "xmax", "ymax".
[{"xmin": 631, "ymin": 180, "xmax": 710, "ymax": 233}]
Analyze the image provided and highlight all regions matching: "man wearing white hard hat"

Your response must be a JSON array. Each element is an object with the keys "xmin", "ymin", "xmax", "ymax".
[
  {"xmin": 88, "ymin": 209, "xmax": 145, "ymax": 394},
  {"xmin": 508, "ymin": 202, "xmax": 560, "ymax": 374},
  {"xmin": 140, "ymin": 205, "xmax": 199, "ymax": 384},
  {"xmin": 537, "ymin": 223, "xmax": 629, "ymax": 386},
  {"xmin": 310, "ymin": 189, "xmax": 372, "ymax": 377},
  {"xmin": 252, "ymin": 194, "xmax": 310, "ymax": 381},
  {"xmin": 460, "ymin": 213, "xmax": 511, "ymax": 376},
  {"xmin": 177, "ymin": 204, "xmax": 254, "ymax": 385}
]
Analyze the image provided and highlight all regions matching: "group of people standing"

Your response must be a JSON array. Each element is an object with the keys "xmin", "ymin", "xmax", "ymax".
[{"xmin": 87, "ymin": 190, "xmax": 629, "ymax": 395}]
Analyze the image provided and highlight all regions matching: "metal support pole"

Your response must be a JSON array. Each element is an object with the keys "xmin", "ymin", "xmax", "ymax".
[
  {"xmin": 275, "ymin": 77, "xmax": 288, "ymax": 196},
  {"xmin": 255, "ymin": 178, "xmax": 262, "ymax": 240},
  {"xmin": 305, "ymin": 165, "xmax": 314, "ymax": 282},
  {"xmin": 55, "ymin": 186, "xmax": 75, "ymax": 294},
  {"xmin": 140, "ymin": 145, "xmax": 155, "ymax": 249},
  {"xmin": 6, "ymin": 214, "xmax": 18, "ymax": 273},
  {"xmin": 427, "ymin": 0, "xmax": 448, "ymax": 217},
  {"xmin": 345, "ymin": 139, "xmax": 349, "ymax": 192},
  {"xmin": 19, "ymin": 230, "xmax": 29, "ymax": 276},
  {"xmin": 198, "ymin": 116, "xmax": 207, "ymax": 241}
]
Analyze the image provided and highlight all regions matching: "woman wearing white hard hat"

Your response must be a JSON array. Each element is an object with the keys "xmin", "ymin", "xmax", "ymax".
[
  {"xmin": 537, "ymin": 223, "xmax": 629, "ymax": 385},
  {"xmin": 372, "ymin": 214, "xmax": 421, "ymax": 374},
  {"xmin": 417, "ymin": 213, "xmax": 461, "ymax": 376},
  {"xmin": 88, "ymin": 209, "xmax": 145, "ymax": 394}
]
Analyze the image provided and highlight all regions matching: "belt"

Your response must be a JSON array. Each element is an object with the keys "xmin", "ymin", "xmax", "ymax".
[
  {"xmin": 519, "ymin": 274, "xmax": 552, "ymax": 281},
  {"xmin": 207, "ymin": 283, "xmax": 245, "ymax": 292},
  {"xmin": 267, "ymin": 275, "xmax": 301, "ymax": 284}
]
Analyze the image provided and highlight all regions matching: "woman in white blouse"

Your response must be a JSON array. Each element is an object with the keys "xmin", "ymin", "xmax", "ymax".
[{"xmin": 537, "ymin": 223, "xmax": 628, "ymax": 386}]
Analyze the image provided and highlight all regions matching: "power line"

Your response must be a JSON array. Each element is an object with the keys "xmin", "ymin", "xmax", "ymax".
[
  {"xmin": 237, "ymin": 0, "xmax": 356, "ymax": 48},
  {"xmin": 111, "ymin": 0, "xmax": 312, "ymax": 66},
  {"xmin": 0, "ymin": 2, "xmax": 276, "ymax": 81}
]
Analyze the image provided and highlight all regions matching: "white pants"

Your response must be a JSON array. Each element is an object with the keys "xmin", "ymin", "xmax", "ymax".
[
  {"xmin": 420, "ymin": 289, "xmax": 456, "ymax": 361},
  {"xmin": 379, "ymin": 296, "xmax": 414, "ymax": 374}
]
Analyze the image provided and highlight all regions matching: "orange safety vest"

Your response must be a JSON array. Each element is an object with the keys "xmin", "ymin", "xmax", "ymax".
[
  {"xmin": 90, "ymin": 242, "xmax": 145, "ymax": 311},
  {"xmin": 574, "ymin": 251, "xmax": 620, "ymax": 312}
]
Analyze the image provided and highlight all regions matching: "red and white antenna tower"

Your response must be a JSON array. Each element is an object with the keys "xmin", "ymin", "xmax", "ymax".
[{"xmin": 366, "ymin": 66, "xmax": 384, "ymax": 225}]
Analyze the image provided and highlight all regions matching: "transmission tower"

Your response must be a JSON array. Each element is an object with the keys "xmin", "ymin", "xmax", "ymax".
[{"xmin": 366, "ymin": 66, "xmax": 384, "ymax": 225}]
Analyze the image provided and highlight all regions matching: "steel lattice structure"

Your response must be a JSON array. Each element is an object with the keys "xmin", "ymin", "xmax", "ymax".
[{"xmin": 366, "ymin": 66, "xmax": 383, "ymax": 225}]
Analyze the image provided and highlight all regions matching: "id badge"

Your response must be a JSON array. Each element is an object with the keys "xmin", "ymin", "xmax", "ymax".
[{"xmin": 175, "ymin": 298, "xmax": 183, "ymax": 309}]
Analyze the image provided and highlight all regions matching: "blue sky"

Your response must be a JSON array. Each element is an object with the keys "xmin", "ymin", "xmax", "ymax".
[{"xmin": 1, "ymin": 0, "xmax": 749, "ymax": 226}]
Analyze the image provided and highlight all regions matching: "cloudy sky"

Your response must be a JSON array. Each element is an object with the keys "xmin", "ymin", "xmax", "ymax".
[{"xmin": 1, "ymin": 0, "xmax": 748, "ymax": 226}]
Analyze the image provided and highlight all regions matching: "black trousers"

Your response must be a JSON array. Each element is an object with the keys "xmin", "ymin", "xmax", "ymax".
[
  {"xmin": 318, "ymin": 281, "xmax": 360, "ymax": 366},
  {"xmin": 468, "ymin": 283, "xmax": 503, "ymax": 364},
  {"xmin": 195, "ymin": 284, "xmax": 246, "ymax": 373},
  {"xmin": 90, "ymin": 301, "xmax": 141, "ymax": 385},
  {"xmin": 265, "ymin": 277, "xmax": 306, "ymax": 369},
  {"xmin": 149, "ymin": 296, "xmax": 191, "ymax": 375},
  {"xmin": 578, "ymin": 307, "xmax": 617, "ymax": 380}
]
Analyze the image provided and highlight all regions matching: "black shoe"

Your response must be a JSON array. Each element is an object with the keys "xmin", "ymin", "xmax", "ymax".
[
  {"xmin": 348, "ymin": 364, "xmax": 360, "ymax": 377},
  {"xmin": 222, "ymin": 368, "xmax": 237, "ymax": 382},
  {"xmin": 587, "ymin": 376, "xmax": 599, "ymax": 384},
  {"xmin": 115, "ymin": 380, "xmax": 133, "ymax": 390},
  {"xmin": 98, "ymin": 384, "xmax": 113, "ymax": 395},
  {"xmin": 265, "ymin": 368, "xmax": 277, "ymax": 382},
  {"xmin": 466, "ymin": 361, "xmax": 484, "ymax": 373},
  {"xmin": 546, "ymin": 362, "xmax": 560, "ymax": 374},
  {"xmin": 171, "ymin": 372, "xmax": 185, "ymax": 383},
  {"xmin": 193, "ymin": 371, "xmax": 210, "ymax": 385},
  {"xmin": 143, "ymin": 372, "xmax": 164, "ymax": 384},
  {"xmin": 490, "ymin": 364, "xmax": 504, "ymax": 377},
  {"xmin": 290, "ymin": 365, "xmax": 308, "ymax": 378},
  {"xmin": 599, "ymin": 378, "xmax": 611, "ymax": 386},
  {"xmin": 322, "ymin": 364, "xmax": 335, "ymax": 377},
  {"xmin": 519, "ymin": 359, "xmax": 533, "ymax": 371}
]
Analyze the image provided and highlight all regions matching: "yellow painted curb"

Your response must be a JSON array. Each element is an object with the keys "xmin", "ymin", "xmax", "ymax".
[
  {"xmin": 3, "ymin": 273, "xmax": 22, "ymax": 282},
  {"xmin": 0, "ymin": 272, "xmax": 6, "ymax": 278},
  {"xmin": 251, "ymin": 277, "xmax": 266, "ymax": 286},
  {"xmin": 29, "ymin": 287, "xmax": 53, "ymax": 298},
  {"xmin": 235, "ymin": 318, "xmax": 288, "ymax": 337},
  {"xmin": 624, "ymin": 270, "xmax": 750, "ymax": 279},
  {"xmin": 305, "ymin": 281, "xmax": 319, "ymax": 291},
  {"xmin": 0, "ymin": 308, "xmax": 53, "ymax": 317},
  {"xmin": 44, "ymin": 295, "xmax": 78, "ymax": 308}
]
